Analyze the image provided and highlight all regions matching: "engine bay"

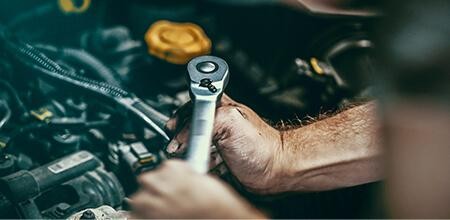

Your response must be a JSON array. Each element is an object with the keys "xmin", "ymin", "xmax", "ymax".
[{"xmin": 0, "ymin": 0, "xmax": 378, "ymax": 218}]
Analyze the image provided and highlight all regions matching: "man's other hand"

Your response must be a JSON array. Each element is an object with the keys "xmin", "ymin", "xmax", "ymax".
[{"xmin": 129, "ymin": 160, "xmax": 265, "ymax": 219}]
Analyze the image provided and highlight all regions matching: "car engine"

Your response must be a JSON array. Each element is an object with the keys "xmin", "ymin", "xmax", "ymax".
[{"xmin": 0, "ymin": 0, "xmax": 379, "ymax": 218}]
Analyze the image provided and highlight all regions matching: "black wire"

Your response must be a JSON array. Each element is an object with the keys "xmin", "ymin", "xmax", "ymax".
[
  {"xmin": 0, "ymin": 101, "xmax": 11, "ymax": 129},
  {"xmin": 0, "ymin": 29, "xmax": 169, "ymax": 141},
  {"xmin": 0, "ymin": 80, "xmax": 28, "ymax": 118},
  {"xmin": 5, "ymin": 118, "xmax": 110, "ymax": 149},
  {"xmin": 60, "ymin": 48, "xmax": 123, "ymax": 87},
  {"xmin": 0, "ymin": 32, "xmax": 130, "ymax": 98},
  {"xmin": 34, "ymin": 45, "xmax": 123, "ymax": 87},
  {"xmin": 6, "ymin": 4, "xmax": 55, "ymax": 29}
]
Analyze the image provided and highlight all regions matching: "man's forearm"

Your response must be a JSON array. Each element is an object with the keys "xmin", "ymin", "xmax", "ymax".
[{"xmin": 272, "ymin": 102, "xmax": 383, "ymax": 193}]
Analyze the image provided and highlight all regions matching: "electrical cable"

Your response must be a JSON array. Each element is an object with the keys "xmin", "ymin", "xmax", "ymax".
[{"xmin": 0, "ymin": 29, "xmax": 170, "ymax": 140}]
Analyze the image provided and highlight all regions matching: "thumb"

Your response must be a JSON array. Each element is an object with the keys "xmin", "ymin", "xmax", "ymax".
[{"xmin": 219, "ymin": 94, "xmax": 240, "ymax": 107}]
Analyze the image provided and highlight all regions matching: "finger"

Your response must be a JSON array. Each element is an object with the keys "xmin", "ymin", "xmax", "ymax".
[
  {"xmin": 209, "ymin": 149, "xmax": 224, "ymax": 169},
  {"xmin": 165, "ymin": 117, "xmax": 177, "ymax": 132},
  {"xmin": 166, "ymin": 124, "xmax": 190, "ymax": 154},
  {"xmin": 174, "ymin": 142, "xmax": 188, "ymax": 156},
  {"xmin": 129, "ymin": 191, "xmax": 162, "ymax": 218},
  {"xmin": 127, "ymin": 213, "xmax": 140, "ymax": 220},
  {"xmin": 167, "ymin": 94, "xmax": 236, "ymax": 131},
  {"xmin": 165, "ymin": 101, "xmax": 193, "ymax": 132},
  {"xmin": 137, "ymin": 162, "xmax": 177, "ymax": 196},
  {"xmin": 162, "ymin": 159, "xmax": 192, "ymax": 174},
  {"xmin": 171, "ymin": 105, "xmax": 245, "ymax": 158},
  {"xmin": 212, "ymin": 105, "xmax": 245, "ymax": 140},
  {"xmin": 219, "ymin": 93, "xmax": 239, "ymax": 106},
  {"xmin": 127, "ymin": 213, "xmax": 143, "ymax": 220},
  {"xmin": 167, "ymin": 94, "xmax": 237, "ymax": 133},
  {"xmin": 169, "ymin": 95, "xmax": 246, "ymax": 156},
  {"xmin": 138, "ymin": 160, "xmax": 190, "ymax": 193},
  {"xmin": 137, "ymin": 173, "xmax": 164, "ymax": 196},
  {"xmin": 166, "ymin": 138, "xmax": 181, "ymax": 154},
  {"xmin": 209, "ymin": 162, "xmax": 229, "ymax": 177}
]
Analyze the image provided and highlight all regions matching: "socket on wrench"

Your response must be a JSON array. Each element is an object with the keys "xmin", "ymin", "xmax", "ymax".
[{"xmin": 186, "ymin": 56, "xmax": 229, "ymax": 173}]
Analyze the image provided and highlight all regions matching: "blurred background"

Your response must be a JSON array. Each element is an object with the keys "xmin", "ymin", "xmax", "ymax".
[{"xmin": 0, "ymin": 0, "xmax": 448, "ymax": 218}]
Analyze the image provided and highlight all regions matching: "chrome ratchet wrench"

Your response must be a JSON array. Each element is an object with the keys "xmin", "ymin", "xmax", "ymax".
[{"xmin": 186, "ymin": 56, "xmax": 229, "ymax": 173}]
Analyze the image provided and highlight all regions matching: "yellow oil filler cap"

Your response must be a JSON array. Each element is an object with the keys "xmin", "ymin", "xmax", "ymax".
[
  {"xmin": 145, "ymin": 20, "xmax": 212, "ymax": 65},
  {"xmin": 58, "ymin": 0, "xmax": 91, "ymax": 14}
]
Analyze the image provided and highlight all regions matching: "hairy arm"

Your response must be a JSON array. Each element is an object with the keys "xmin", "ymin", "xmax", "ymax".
[
  {"xmin": 167, "ymin": 96, "xmax": 383, "ymax": 194},
  {"xmin": 272, "ymin": 102, "xmax": 384, "ymax": 193}
]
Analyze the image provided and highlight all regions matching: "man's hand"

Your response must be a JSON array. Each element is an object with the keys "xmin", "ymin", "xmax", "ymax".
[
  {"xmin": 130, "ymin": 160, "xmax": 265, "ymax": 219},
  {"xmin": 166, "ymin": 95, "xmax": 284, "ymax": 194},
  {"xmin": 166, "ymin": 94, "xmax": 383, "ymax": 194}
]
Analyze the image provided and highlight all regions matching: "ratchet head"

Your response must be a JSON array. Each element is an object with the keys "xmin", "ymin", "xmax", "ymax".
[{"xmin": 187, "ymin": 56, "xmax": 229, "ymax": 100}]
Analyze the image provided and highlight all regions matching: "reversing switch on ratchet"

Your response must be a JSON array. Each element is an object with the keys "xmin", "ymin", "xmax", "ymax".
[{"xmin": 185, "ymin": 56, "xmax": 229, "ymax": 173}]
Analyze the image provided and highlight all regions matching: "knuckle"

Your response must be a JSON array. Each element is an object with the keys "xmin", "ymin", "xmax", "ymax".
[
  {"xmin": 217, "ymin": 106, "xmax": 240, "ymax": 120},
  {"xmin": 176, "ymin": 143, "xmax": 188, "ymax": 153},
  {"xmin": 163, "ymin": 159, "xmax": 182, "ymax": 169},
  {"xmin": 165, "ymin": 118, "xmax": 177, "ymax": 130},
  {"xmin": 137, "ymin": 173, "xmax": 153, "ymax": 184}
]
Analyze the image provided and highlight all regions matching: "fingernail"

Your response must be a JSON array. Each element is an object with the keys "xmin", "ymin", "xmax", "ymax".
[{"xmin": 166, "ymin": 140, "xmax": 180, "ymax": 153}]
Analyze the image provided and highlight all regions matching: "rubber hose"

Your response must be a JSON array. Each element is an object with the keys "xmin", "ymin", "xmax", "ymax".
[{"xmin": 60, "ymin": 48, "xmax": 123, "ymax": 87}]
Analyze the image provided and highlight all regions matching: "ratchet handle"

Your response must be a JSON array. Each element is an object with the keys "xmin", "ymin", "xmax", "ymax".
[
  {"xmin": 186, "ymin": 99, "xmax": 217, "ymax": 173},
  {"xmin": 185, "ymin": 55, "xmax": 229, "ymax": 173}
]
